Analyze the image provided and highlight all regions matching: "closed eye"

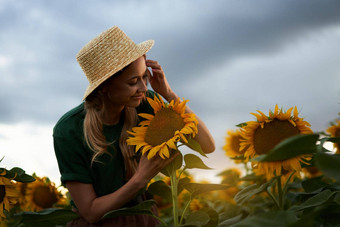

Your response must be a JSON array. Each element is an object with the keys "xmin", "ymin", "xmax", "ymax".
[{"xmin": 128, "ymin": 71, "xmax": 148, "ymax": 86}]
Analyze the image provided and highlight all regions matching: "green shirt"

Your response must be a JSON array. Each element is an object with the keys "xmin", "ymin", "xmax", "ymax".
[{"xmin": 53, "ymin": 90, "xmax": 156, "ymax": 199}]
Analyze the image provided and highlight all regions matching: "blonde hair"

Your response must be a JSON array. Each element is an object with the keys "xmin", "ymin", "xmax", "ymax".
[{"xmin": 83, "ymin": 75, "xmax": 138, "ymax": 179}]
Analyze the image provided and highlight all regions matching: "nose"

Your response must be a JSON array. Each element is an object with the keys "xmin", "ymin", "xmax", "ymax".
[{"xmin": 138, "ymin": 78, "xmax": 147, "ymax": 92}]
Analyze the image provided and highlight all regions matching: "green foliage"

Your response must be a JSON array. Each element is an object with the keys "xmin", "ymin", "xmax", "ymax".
[
  {"xmin": 236, "ymin": 122, "xmax": 247, "ymax": 128},
  {"xmin": 161, "ymin": 151, "xmax": 183, "ymax": 177},
  {"xmin": 184, "ymin": 154, "xmax": 212, "ymax": 170},
  {"xmin": 221, "ymin": 132, "xmax": 340, "ymax": 227},
  {"xmin": 11, "ymin": 208, "xmax": 79, "ymax": 227},
  {"xmin": 183, "ymin": 183, "xmax": 229, "ymax": 198},
  {"xmin": 148, "ymin": 180, "xmax": 172, "ymax": 202},
  {"xmin": 234, "ymin": 177, "xmax": 276, "ymax": 205},
  {"xmin": 101, "ymin": 200, "xmax": 165, "ymax": 226},
  {"xmin": 185, "ymin": 137, "xmax": 207, "ymax": 157},
  {"xmin": 289, "ymin": 189, "xmax": 338, "ymax": 212},
  {"xmin": 0, "ymin": 167, "xmax": 35, "ymax": 183},
  {"xmin": 229, "ymin": 210, "xmax": 298, "ymax": 227},
  {"xmin": 181, "ymin": 210, "xmax": 210, "ymax": 226},
  {"xmin": 315, "ymin": 153, "xmax": 340, "ymax": 182}
]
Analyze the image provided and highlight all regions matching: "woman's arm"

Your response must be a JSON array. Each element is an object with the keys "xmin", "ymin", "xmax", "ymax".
[
  {"xmin": 66, "ymin": 153, "xmax": 178, "ymax": 223},
  {"xmin": 146, "ymin": 59, "xmax": 215, "ymax": 154}
]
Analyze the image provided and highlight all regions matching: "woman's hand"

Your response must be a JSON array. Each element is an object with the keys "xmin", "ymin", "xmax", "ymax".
[
  {"xmin": 146, "ymin": 59, "xmax": 174, "ymax": 100},
  {"xmin": 134, "ymin": 151, "xmax": 179, "ymax": 186}
]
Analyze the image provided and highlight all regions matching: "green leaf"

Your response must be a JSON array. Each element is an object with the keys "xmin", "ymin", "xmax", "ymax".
[
  {"xmin": 219, "ymin": 214, "xmax": 243, "ymax": 227},
  {"xmin": 200, "ymin": 207, "xmax": 219, "ymax": 227},
  {"xmin": 13, "ymin": 208, "xmax": 78, "ymax": 226},
  {"xmin": 234, "ymin": 177, "xmax": 277, "ymax": 205},
  {"xmin": 178, "ymin": 177, "xmax": 191, "ymax": 194},
  {"xmin": 301, "ymin": 177, "xmax": 328, "ymax": 193},
  {"xmin": 183, "ymin": 183, "xmax": 229, "ymax": 198},
  {"xmin": 319, "ymin": 136, "xmax": 340, "ymax": 146},
  {"xmin": 184, "ymin": 137, "xmax": 207, "ymax": 157},
  {"xmin": 161, "ymin": 151, "xmax": 183, "ymax": 177},
  {"xmin": 253, "ymin": 134, "xmax": 319, "ymax": 162},
  {"xmin": 147, "ymin": 180, "xmax": 172, "ymax": 202},
  {"xmin": 315, "ymin": 153, "xmax": 340, "ymax": 182},
  {"xmin": 184, "ymin": 154, "xmax": 212, "ymax": 170},
  {"xmin": 4, "ymin": 167, "xmax": 35, "ymax": 183},
  {"xmin": 236, "ymin": 122, "xmax": 247, "ymax": 128},
  {"xmin": 182, "ymin": 211, "xmax": 210, "ymax": 226},
  {"xmin": 101, "ymin": 200, "xmax": 166, "ymax": 226},
  {"xmin": 230, "ymin": 211, "xmax": 298, "ymax": 227},
  {"xmin": 289, "ymin": 189, "xmax": 337, "ymax": 212},
  {"xmin": 240, "ymin": 173, "xmax": 265, "ymax": 182}
]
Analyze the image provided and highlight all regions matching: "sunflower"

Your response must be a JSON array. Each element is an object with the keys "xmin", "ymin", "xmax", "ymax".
[
  {"xmin": 224, "ymin": 130, "xmax": 248, "ymax": 163},
  {"xmin": 219, "ymin": 168, "xmax": 242, "ymax": 186},
  {"xmin": 218, "ymin": 186, "xmax": 239, "ymax": 204},
  {"xmin": 127, "ymin": 96, "xmax": 198, "ymax": 159},
  {"xmin": 240, "ymin": 105, "xmax": 313, "ymax": 181},
  {"xmin": 189, "ymin": 198, "xmax": 204, "ymax": 211},
  {"xmin": 326, "ymin": 118, "xmax": 340, "ymax": 153},
  {"xmin": 303, "ymin": 166, "xmax": 322, "ymax": 179},
  {"xmin": 0, "ymin": 173, "xmax": 19, "ymax": 221},
  {"xmin": 24, "ymin": 176, "xmax": 66, "ymax": 211},
  {"xmin": 16, "ymin": 181, "xmax": 28, "ymax": 209}
]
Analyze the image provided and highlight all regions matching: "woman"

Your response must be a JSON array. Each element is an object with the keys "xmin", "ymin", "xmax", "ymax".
[{"xmin": 53, "ymin": 26, "xmax": 215, "ymax": 226}]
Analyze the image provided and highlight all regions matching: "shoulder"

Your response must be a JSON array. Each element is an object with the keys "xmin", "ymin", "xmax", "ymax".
[{"xmin": 53, "ymin": 103, "xmax": 85, "ymax": 137}]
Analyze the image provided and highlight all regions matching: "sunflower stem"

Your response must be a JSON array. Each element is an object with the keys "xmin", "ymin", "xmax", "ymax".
[
  {"xmin": 281, "ymin": 171, "xmax": 295, "ymax": 209},
  {"xmin": 179, "ymin": 197, "xmax": 192, "ymax": 225},
  {"xmin": 170, "ymin": 166, "xmax": 179, "ymax": 227},
  {"xmin": 178, "ymin": 167, "xmax": 187, "ymax": 179},
  {"xmin": 266, "ymin": 187, "xmax": 280, "ymax": 210},
  {"xmin": 277, "ymin": 176, "xmax": 283, "ymax": 209}
]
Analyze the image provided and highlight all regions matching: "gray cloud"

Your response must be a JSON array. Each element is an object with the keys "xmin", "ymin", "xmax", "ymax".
[{"xmin": 0, "ymin": 0, "xmax": 339, "ymax": 127}]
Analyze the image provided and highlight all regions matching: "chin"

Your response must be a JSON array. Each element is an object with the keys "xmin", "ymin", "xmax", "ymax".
[{"xmin": 126, "ymin": 100, "xmax": 142, "ymax": 108}]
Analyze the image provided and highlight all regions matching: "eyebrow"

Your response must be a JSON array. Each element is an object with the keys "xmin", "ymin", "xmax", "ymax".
[{"xmin": 126, "ymin": 69, "xmax": 148, "ymax": 81}]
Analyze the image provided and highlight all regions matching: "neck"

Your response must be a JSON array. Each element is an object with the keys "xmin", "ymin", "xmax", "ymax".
[{"xmin": 101, "ymin": 103, "xmax": 124, "ymax": 125}]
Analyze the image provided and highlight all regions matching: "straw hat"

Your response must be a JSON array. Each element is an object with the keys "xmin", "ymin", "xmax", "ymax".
[{"xmin": 76, "ymin": 26, "xmax": 154, "ymax": 100}]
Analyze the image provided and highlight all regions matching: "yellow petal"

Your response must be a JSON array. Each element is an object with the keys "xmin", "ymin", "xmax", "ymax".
[{"xmin": 138, "ymin": 113, "xmax": 154, "ymax": 120}]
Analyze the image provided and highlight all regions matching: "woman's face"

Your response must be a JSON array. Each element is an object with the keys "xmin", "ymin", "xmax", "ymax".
[{"xmin": 104, "ymin": 56, "xmax": 148, "ymax": 108}]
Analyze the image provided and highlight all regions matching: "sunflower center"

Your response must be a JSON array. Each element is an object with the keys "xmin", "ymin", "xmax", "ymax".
[
  {"xmin": 253, "ymin": 119, "xmax": 300, "ymax": 155},
  {"xmin": 33, "ymin": 185, "xmax": 58, "ymax": 208},
  {"xmin": 0, "ymin": 185, "xmax": 5, "ymax": 203},
  {"xmin": 145, "ymin": 108, "xmax": 185, "ymax": 146}
]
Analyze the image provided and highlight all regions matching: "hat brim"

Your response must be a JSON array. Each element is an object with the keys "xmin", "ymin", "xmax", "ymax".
[{"xmin": 82, "ymin": 39, "xmax": 154, "ymax": 100}]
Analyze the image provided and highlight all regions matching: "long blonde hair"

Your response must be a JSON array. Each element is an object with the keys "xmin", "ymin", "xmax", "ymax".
[{"xmin": 83, "ymin": 74, "xmax": 138, "ymax": 179}]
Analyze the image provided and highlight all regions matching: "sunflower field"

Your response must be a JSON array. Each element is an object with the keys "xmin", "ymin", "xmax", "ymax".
[{"xmin": 1, "ymin": 100, "xmax": 340, "ymax": 227}]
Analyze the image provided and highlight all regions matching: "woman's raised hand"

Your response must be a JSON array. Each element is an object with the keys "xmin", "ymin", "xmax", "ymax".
[{"xmin": 146, "ymin": 59, "xmax": 174, "ymax": 101}]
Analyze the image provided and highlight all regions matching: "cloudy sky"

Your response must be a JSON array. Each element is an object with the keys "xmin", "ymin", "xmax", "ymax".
[{"xmin": 0, "ymin": 0, "xmax": 339, "ymax": 184}]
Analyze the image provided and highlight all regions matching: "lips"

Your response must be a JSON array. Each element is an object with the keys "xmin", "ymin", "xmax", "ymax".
[{"xmin": 132, "ymin": 94, "xmax": 144, "ymax": 99}]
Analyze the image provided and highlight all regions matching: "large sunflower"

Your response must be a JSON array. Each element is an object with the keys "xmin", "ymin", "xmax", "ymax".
[
  {"xmin": 240, "ymin": 105, "xmax": 313, "ymax": 180},
  {"xmin": 326, "ymin": 118, "xmax": 340, "ymax": 153},
  {"xmin": 24, "ymin": 176, "xmax": 66, "ymax": 211},
  {"xmin": 127, "ymin": 96, "xmax": 198, "ymax": 159},
  {"xmin": 223, "ymin": 130, "xmax": 248, "ymax": 163},
  {"xmin": 0, "ymin": 173, "xmax": 19, "ymax": 221}
]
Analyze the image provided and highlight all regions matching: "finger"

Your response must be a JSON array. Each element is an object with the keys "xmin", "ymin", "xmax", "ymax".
[
  {"xmin": 163, "ymin": 152, "xmax": 180, "ymax": 165},
  {"xmin": 151, "ymin": 69, "xmax": 164, "ymax": 77},
  {"xmin": 146, "ymin": 59, "xmax": 157, "ymax": 64},
  {"xmin": 146, "ymin": 68, "xmax": 153, "ymax": 81},
  {"xmin": 146, "ymin": 60, "xmax": 161, "ymax": 69}
]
